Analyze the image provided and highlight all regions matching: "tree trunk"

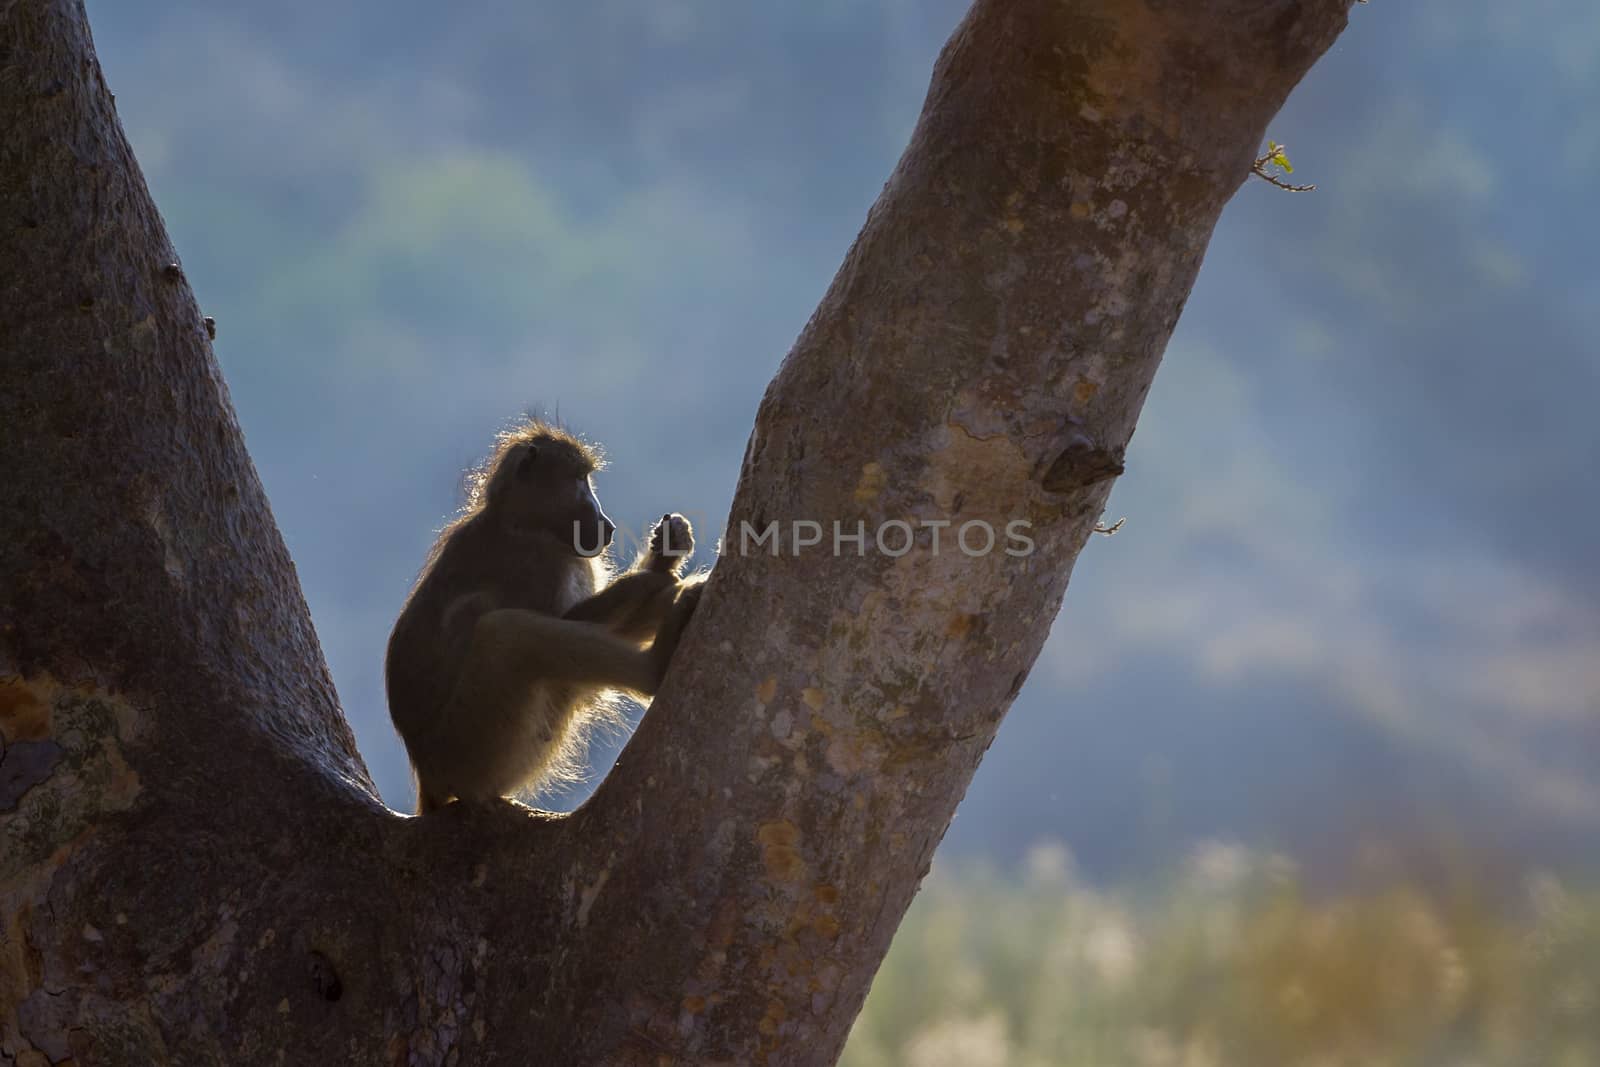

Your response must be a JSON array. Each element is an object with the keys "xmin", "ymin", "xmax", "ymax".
[{"xmin": 0, "ymin": 1, "xmax": 1352, "ymax": 1063}]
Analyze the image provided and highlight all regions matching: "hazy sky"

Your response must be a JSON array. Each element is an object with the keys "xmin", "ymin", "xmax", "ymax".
[{"xmin": 87, "ymin": 0, "xmax": 1600, "ymax": 880}]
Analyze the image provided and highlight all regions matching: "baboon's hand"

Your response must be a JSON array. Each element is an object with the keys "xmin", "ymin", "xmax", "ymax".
[
  {"xmin": 645, "ymin": 512, "xmax": 695, "ymax": 575},
  {"xmin": 615, "ymin": 576, "xmax": 681, "ymax": 644},
  {"xmin": 650, "ymin": 578, "xmax": 705, "ymax": 687}
]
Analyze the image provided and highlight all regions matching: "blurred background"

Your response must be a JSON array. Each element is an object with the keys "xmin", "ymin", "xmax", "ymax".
[{"xmin": 87, "ymin": 1, "xmax": 1599, "ymax": 1063}]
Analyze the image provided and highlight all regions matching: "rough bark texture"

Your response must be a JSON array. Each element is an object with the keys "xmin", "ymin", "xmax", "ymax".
[{"xmin": 1, "ymin": 1, "xmax": 1352, "ymax": 1064}]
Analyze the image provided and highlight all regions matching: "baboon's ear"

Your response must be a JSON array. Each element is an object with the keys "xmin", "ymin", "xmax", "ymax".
[{"xmin": 517, "ymin": 445, "xmax": 540, "ymax": 479}]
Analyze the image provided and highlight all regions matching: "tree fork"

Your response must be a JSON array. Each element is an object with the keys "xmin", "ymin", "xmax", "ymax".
[{"xmin": 0, "ymin": 1, "xmax": 1353, "ymax": 1064}]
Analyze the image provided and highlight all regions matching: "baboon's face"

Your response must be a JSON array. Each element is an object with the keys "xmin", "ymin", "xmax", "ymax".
[{"xmin": 489, "ymin": 437, "xmax": 614, "ymax": 553}]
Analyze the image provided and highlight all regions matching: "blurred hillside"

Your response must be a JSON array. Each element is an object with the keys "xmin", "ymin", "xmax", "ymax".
[
  {"xmin": 842, "ymin": 846, "xmax": 1600, "ymax": 1067},
  {"xmin": 84, "ymin": 0, "xmax": 1600, "ymax": 884}
]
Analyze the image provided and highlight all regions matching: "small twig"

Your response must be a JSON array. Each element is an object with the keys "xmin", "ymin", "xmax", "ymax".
[
  {"xmin": 1093, "ymin": 517, "xmax": 1125, "ymax": 536},
  {"xmin": 1251, "ymin": 142, "xmax": 1317, "ymax": 192},
  {"xmin": 1251, "ymin": 166, "xmax": 1317, "ymax": 192}
]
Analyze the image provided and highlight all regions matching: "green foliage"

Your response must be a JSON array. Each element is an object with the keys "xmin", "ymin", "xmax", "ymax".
[
  {"xmin": 256, "ymin": 155, "xmax": 630, "ymax": 356},
  {"xmin": 842, "ymin": 846, "xmax": 1600, "ymax": 1067}
]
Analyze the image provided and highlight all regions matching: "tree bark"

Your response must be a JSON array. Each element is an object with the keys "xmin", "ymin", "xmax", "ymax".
[{"xmin": 0, "ymin": 1, "xmax": 1352, "ymax": 1064}]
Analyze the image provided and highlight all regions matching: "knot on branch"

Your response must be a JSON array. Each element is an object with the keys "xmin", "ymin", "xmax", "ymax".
[
  {"xmin": 1039, "ymin": 434, "xmax": 1125, "ymax": 493},
  {"xmin": 308, "ymin": 950, "xmax": 343, "ymax": 1002}
]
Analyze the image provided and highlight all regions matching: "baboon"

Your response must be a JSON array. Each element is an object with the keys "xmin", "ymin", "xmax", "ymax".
[{"xmin": 385, "ymin": 421, "xmax": 703, "ymax": 813}]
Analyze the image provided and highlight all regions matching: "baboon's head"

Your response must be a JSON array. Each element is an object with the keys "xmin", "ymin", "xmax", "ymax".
[{"xmin": 477, "ymin": 422, "xmax": 612, "ymax": 553}]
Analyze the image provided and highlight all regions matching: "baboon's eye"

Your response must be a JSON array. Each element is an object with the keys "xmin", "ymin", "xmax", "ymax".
[{"xmin": 517, "ymin": 445, "xmax": 540, "ymax": 479}]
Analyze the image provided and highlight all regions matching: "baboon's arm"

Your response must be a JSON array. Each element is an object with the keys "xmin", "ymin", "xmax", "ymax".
[
  {"xmin": 454, "ymin": 609, "xmax": 662, "ymax": 705},
  {"xmin": 563, "ymin": 570, "xmax": 675, "ymax": 632}
]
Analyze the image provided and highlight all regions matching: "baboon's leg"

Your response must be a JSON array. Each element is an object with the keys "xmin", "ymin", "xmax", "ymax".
[{"xmin": 411, "ymin": 610, "xmax": 661, "ymax": 806}]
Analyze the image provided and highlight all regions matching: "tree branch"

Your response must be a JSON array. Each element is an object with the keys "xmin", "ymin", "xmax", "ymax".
[
  {"xmin": 0, "ymin": 0, "xmax": 372, "ymax": 802},
  {"xmin": 563, "ymin": 0, "xmax": 1355, "ymax": 1061}
]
